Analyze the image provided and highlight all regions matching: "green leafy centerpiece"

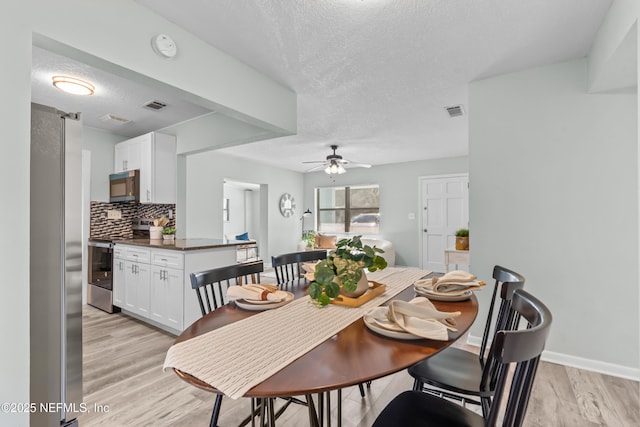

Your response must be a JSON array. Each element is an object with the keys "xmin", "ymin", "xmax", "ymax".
[{"xmin": 310, "ymin": 235, "xmax": 387, "ymax": 306}]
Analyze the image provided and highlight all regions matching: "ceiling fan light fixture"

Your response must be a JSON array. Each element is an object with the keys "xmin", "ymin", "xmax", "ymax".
[
  {"xmin": 52, "ymin": 75, "xmax": 95, "ymax": 96},
  {"xmin": 325, "ymin": 161, "xmax": 346, "ymax": 175}
]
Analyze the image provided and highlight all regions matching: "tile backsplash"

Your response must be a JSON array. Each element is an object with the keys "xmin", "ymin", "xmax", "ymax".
[{"xmin": 90, "ymin": 202, "xmax": 176, "ymax": 240}]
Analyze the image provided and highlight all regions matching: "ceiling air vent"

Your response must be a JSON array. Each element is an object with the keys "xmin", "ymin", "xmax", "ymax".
[
  {"xmin": 143, "ymin": 100, "xmax": 168, "ymax": 111},
  {"xmin": 99, "ymin": 114, "xmax": 131, "ymax": 124},
  {"xmin": 445, "ymin": 105, "xmax": 465, "ymax": 118}
]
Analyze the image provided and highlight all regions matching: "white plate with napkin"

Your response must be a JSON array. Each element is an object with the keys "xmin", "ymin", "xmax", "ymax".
[
  {"xmin": 363, "ymin": 297, "xmax": 460, "ymax": 340},
  {"xmin": 228, "ymin": 284, "xmax": 293, "ymax": 311},
  {"xmin": 414, "ymin": 270, "xmax": 485, "ymax": 302}
]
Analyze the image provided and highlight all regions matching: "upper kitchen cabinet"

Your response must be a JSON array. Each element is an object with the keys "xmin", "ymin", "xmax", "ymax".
[{"xmin": 114, "ymin": 132, "xmax": 177, "ymax": 204}]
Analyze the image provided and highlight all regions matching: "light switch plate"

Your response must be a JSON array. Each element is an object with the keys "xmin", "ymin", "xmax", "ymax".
[
  {"xmin": 408, "ymin": 212, "xmax": 416, "ymax": 220},
  {"xmin": 107, "ymin": 209, "xmax": 122, "ymax": 220}
]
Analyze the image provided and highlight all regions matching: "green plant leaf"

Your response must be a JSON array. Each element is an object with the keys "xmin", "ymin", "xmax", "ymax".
[
  {"xmin": 325, "ymin": 281, "xmax": 340, "ymax": 298},
  {"xmin": 318, "ymin": 294, "xmax": 331, "ymax": 306},
  {"xmin": 308, "ymin": 282, "xmax": 322, "ymax": 299},
  {"xmin": 314, "ymin": 261, "xmax": 335, "ymax": 285}
]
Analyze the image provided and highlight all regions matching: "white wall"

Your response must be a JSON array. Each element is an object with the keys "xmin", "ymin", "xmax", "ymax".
[
  {"xmin": 185, "ymin": 151, "xmax": 304, "ymax": 262},
  {"xmin": 469, "ymin": 58, "xmax": 638, "ymax": 377},
  {"xmin": 303, "ymin": 156, "xmax": 468, "ymax": 267},
  {"xmin": 83, "ymin": 127, "xmax": 126, "ymax": 201}
]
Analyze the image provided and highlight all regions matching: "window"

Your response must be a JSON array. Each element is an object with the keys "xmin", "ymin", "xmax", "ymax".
[{"xmin": 316, "ymin": 185, "xmax": 379, "ymax": 234}]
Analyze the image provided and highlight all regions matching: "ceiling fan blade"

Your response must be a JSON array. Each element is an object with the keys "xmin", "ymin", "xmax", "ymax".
[
  {"xmin": 304, "ymin": 164, "xmax": 327, "ymax": 172},
  {"xmin": 302, "ymin": 160, "xmax": 326, "ymax": 164},
  {"xmin": 342, "ymin": 158, "xmax": 372, "ymax": 168}
]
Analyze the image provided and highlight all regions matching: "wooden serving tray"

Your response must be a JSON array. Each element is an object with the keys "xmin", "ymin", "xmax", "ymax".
[{"xmin": 331, "ymin": 281, "xmax": 386, "ymax": 307}]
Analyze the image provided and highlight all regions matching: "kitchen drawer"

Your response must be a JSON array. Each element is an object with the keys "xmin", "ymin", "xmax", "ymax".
[
  {"xmin": 151, "ymin": 249, "xmax": 184, "ymax": 270},
  {"xmin": 124, "ymin": 247, "xmax": 151, "ymax": 264},
  {"xmin": 113, "ymin": 246, "xmax": 124, "ymax": 259}
]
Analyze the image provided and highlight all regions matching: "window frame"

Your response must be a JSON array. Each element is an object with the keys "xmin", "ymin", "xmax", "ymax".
[{"xmin": 315, "ymin": 184, "xmax": 380, "ymax": 234}]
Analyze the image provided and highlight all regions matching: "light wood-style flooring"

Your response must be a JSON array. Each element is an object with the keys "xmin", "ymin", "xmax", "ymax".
[{"xmin": 78, "ymin": 304, "xmax": 639, "ymax": 427}]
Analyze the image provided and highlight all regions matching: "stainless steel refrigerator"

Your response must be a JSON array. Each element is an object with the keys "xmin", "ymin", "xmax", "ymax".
[{"xmin": 30, "ymin": 103, "xmax": 83, "ymax": 427}]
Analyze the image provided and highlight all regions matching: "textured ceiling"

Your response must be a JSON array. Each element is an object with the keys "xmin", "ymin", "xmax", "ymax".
[
  {"xmin": 136, "ymin": 0, "xmax": 612, "ymax": 172},
  {"xmin": 31, "ymin": 1, "xmax": 613, "ymax": 171}
]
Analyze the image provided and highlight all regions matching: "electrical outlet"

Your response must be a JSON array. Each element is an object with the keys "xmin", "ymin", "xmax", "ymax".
[
  {"xmin": 107, "ymin": 209, "xmax": 122, "ymax": 220},
  {"xmin": 408, "ymin": 212, "xmax": 416, "ymax": 220}
]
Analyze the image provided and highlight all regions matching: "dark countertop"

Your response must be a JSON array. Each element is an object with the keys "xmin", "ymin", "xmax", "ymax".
[{"xmin": 114, "ymin": 238, "xmax": 255, "ymax": 251}]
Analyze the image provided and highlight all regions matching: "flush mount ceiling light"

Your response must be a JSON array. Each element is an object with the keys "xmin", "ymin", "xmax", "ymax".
[{"xmin": 52, "ymin": 76, "xmax": 95, "ymax": 96}]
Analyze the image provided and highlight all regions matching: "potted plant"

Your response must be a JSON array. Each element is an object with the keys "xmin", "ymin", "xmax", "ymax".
[
  {"xmin": 302, "ymin": 230, "xmax": 318, "ymax": 249},
  {"xmin": 311, "ymin": 235, "xmax": 387, "ymax": 306},
  {"xmin": 455, "ymin": 228, "xmax": 469, "ymax": 250},
  {"xmin": 162, "ymin": 227, "xmax": 176, "ymax": 240}
]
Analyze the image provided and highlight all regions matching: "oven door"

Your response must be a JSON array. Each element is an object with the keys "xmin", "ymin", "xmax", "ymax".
[
  {"xmin": 88, "ymin": 241, "xmax": 113, "ymax": 290},
  {"xmin": 109, "ymin": 169, "xmax": 140, "ymax": 203}
]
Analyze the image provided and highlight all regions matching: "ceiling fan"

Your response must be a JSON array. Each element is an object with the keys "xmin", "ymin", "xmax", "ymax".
[{"xmin": 303, "ymin": 145, "xmax": 372, "ymax": 174}]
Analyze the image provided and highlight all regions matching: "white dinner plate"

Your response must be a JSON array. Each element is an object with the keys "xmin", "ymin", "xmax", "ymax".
[
  {"xmin": 414, "ymin": 286, "xmax": 472, "ymax": 302},
  {"xmin": 234, "ymin": 292, "xmax": 294, "ymax": 311},
  {"xmin": 363, "ymin": 307, "xmax": 422, "ymax": 340}
]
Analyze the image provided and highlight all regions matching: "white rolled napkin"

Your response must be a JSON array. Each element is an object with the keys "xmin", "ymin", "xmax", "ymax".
[
  {"xmin": 414, "ymin": 270, "xmax": 485, "ymax": 295},
  {"xmin": 366, "ymin": 297, "xmax": 460, "ymax": 340},
  {"xmin": 388, "ymin": 297, "xmax": 461, "ymax": 340},
  {"xmin": 227, "ymin": 284, "xmax": 288, "ymax": 302}
]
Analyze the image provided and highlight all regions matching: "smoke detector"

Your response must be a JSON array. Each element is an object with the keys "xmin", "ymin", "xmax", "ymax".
[
  {"xmin": 143, "ymin": 100, "xmax": 168, "ymax": 111},
  {"xmin": 99, "ymin": 114, "xmax": 131, "ymax": 124},
  {"xmin": 445, "ymin": 105, "xmax": 465, "ymax": 118}
]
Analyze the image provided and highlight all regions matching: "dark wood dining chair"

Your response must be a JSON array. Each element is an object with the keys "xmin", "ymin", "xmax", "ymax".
[
  {"xmin": 271, "ymin": 249, "xmax": 327, "ymax": 286},
  {"xmin": 373, "ymin": 289, "xmax": 552, "ymax": 427},
  {"xmin": 408, "ymin": 265, "xmax": 525, "ymax": 417},
  {"xmin": 190, "ymin": 260, "xmax": 263, "ymax": 316},
  {"xmin": 189, "ymin": 260, "xmax": 264, "ymax": 427}
]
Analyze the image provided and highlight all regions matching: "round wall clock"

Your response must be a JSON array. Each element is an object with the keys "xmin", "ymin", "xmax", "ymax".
[{"xmin": 279, "ymin": 193, "xmax": 296, "ymax": 217}]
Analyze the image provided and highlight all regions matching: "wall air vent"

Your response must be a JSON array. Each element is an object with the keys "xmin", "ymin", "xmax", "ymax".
[
  {"xmin": 143, "ymin": 100, "xmax": 168, "ymax": 111},
  {"xmin": 99, "ymin": 114, "xmax": 131, "ymax": 124},
  {"xmin": 445, "ymin": 105, "xmax": 465, "ymax": 118}
]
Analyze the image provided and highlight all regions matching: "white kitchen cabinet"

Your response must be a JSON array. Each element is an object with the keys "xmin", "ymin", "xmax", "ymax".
[
  {"xmin": 113, "ymin": 243, "xmax": 237, "ymax": 335},
  {"xmin": 150, "ymin": 265, "xmax": 183, "ymax": 330},
  {"xmin": 124, "ymin": 258, "xmax": 150, "ymax": 316},
  {"xmin": 114, "ymin": 246, "xmax": 151, "ymax": 316},
  {"xmin": 113, "ymin": 132, "xmax": 176, "ymax": 204},
  {"xmin": 114, "ymin": 137, "xmax": 143, "ymax": 173},
  {"xmin": 112, "ymin": 257, "xmax": 126, "ymax": 307},
  {"xmin": 149, "ymin": 249, "xmax": 184, "ymax": 330}
]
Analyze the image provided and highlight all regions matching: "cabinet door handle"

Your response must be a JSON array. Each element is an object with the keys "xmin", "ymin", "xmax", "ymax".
[{"xmin": 147, "ymin": 190, "xmax": 150, "ymax": 201}]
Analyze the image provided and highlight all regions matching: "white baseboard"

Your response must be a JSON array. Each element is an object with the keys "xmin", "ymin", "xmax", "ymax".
[{"xmin": 466, "ymin": 334, "xmax": 640, "ymax": 382}]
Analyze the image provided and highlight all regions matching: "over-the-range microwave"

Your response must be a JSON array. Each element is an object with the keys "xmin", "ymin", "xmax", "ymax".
[{"xmin": 109, "ymin": 169, "xmax": 140, "ymax": 203}]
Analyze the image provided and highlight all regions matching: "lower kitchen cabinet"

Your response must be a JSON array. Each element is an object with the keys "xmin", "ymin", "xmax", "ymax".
[
  {"xmin": 112, "ymin": 258, "xmax": 126, "ymax": 308},
  {"xmin": 113, "ymin": 243, "xmax": 237, "ymax": 335},
  {"xmin": 150, "ymin": 265, "xmax": 183, "ymax": 330}
]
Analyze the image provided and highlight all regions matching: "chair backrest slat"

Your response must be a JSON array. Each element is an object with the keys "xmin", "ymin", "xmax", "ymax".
[{"xmin": 190, "ymin": 260, "xmax": 264, "ymax": 317}]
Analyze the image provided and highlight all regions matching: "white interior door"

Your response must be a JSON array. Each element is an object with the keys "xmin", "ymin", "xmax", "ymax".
[{"xmin": 420, "ymin": 174, "xmax": 469, "ymax": 272}]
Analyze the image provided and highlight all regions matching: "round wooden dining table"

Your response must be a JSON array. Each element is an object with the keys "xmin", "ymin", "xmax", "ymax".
[{"xmin": 171, "ymin": 275, "xmax": 478, "ymax": 425}]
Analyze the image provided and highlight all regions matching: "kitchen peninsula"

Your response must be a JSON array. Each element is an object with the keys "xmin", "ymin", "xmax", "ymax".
[{"xmin": 113, "ymin": 238, "xmax": 251, "ymax": 334}]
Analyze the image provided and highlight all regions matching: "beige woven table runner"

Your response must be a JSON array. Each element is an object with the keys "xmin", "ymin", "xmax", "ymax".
[{"xmin": 163, "ymin": 267, "xmax": 430, "ymax": 399}]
